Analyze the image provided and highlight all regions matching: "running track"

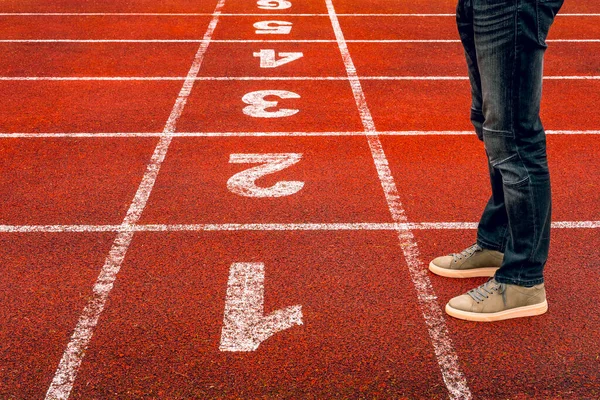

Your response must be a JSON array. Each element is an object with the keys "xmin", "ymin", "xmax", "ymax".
[{"xmin": 0, "ymin": 0, "xmax": 598, "ymax": 398}]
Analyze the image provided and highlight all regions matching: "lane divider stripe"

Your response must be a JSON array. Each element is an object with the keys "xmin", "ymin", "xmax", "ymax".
[
  {"xmin": 44, "ymin": 1, "xmax": 227, "ymax": 399},
  {"xmin": 325, "ymin": 0, "xmax": 472, "ymax": 398}
]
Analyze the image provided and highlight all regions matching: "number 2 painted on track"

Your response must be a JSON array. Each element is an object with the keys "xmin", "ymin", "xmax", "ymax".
[
  {"xmin": 253, "ymin": 49, "xmax": 304, "ymax": 68},
  {"xmin": 227, "ymin": 153, "xmax": 304, "ymax": 198},
  {"xmin": 257, "ymin": 0, "xmax": 292, "ymax": 10}
]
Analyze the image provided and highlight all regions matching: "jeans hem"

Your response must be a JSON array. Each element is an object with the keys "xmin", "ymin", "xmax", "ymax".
[
  {"xmin": 476, "ymin": 237, "xmax": 503, "ymax": 252},
  {"xmin": 494, "ymin": 275, "xmax": 545, "ymax": 287}
]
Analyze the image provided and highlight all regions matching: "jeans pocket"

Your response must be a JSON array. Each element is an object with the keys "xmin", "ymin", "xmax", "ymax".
[{"xmin": 536, "ymin": 0, "xmax": 564, "ymax": 46}]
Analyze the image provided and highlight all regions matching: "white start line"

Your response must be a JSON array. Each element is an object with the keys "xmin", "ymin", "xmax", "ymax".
[
  {"xmin": 0, "ymin": 221, "xmax": 599, "ymax": 233},
  {"xmin": 1, "ymin": 130, "xmax": 599, "ymax": 138},
  {"xmin": 2, "ymin": 39, "xmax": 600, "ymax": 43},
  {"xmin": 0, "ymin": 12, "xmax": 598, "ymax": 16},
  {"xmin": 2, "ymin": 75, "xmax": 600, "ymax": 81}
]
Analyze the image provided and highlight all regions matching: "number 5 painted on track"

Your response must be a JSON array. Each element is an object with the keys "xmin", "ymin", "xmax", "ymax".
[
  {"xmin": 242, "ymin": 90, "xmax": 300, "ymax": 118},
  {"xmin": 253, "ymin": 49, "xmax": 304, "ymax": 68},
  {"xmin": 257, "ymin": 0, "xmax": 292, "ymax": 10},
  {"xmin": 227, "ymin": 153, "xmax": 304, "ymax": 198},
  {"xmin": 254, "ymin": 20, "xmax": 293, "ymax": 35}
]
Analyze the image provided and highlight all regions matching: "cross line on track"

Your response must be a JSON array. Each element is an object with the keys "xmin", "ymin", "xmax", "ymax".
[
  {"xmin": 325, "ymin": 0, "xmax": 472, "ymax": 398},
  {"xmin": 1, "ymin": 221, "xmax": 598, "ymax": 233},
  {"xmin": 2, "ymin": 76, "xmax": 599, "ymax": 81},
  {"xmin": 0, "ymin": 13, "xmax": 598, "ymax": 17},
  {"xmin": 3, "ymin": 39, "xmax": 600, "ymax": 43},
  {"xmin": 1, "ymin": 130, "xmax": 599, "ymax": 138},
  {"xmin": 44, "ymin": 1, "xmax": 227, "ymax": 399}
]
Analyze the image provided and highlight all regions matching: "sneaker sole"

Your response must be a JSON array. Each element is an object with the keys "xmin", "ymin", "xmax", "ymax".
[
  {"xmin": 445, "ymin": 300, "xmax": 548, "ymax": 322},
  {"xmin": 428, "ymin": 261, "xmax": 499, "ymax": 278}
]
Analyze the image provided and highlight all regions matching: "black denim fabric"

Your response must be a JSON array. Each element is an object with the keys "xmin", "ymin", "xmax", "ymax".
[{"xmin": 456, "ymin": 0, "xmax": 564, "ymax": 286}]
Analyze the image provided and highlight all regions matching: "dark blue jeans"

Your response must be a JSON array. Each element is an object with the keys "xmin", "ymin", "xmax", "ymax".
[{"xmin": 457, "ymin": 0, "xmax": 563, "ymax": 286}]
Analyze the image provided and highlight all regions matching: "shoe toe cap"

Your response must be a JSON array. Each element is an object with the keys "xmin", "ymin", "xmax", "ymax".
[
  {"xmin": 448, "ymin": 294, "xmax": 475, "ymax": 312},
  {"xmin": 431, "ymin": 255, "xmax": 453, "ymax": 269}
]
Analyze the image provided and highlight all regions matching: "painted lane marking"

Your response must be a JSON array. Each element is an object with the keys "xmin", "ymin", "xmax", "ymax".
[
  {"xmin": 43, "ymin": 1, "xmax": 227, "ymax": 399},
  {"xmin": 3, "ymin": 76, "xmax": 600, "ymax": 81},
  {"xmin": 0, "ymin": 13, "xmax": 597, "ymax": 16},
  {"xmin": 3, "ymin": 39, "xmax": 599, "ymax": 43},
  {"xmin": 242, "ymin": 90, "xmax": 300, "ymax": 118},
  {"xmin": 253, "ymin": 49, "xmax": 304, "ymax": 68},
  {"xmin": 254, "ymin": 20, "xmax": 293, "ymax": 35},
  {"xmin": 228, "ymin": 153, "xmax": 304, "ymax": 197},
  {"xmin": 257, "ymin": 0, "xmax": 292, "ymax": 10},
  {"xmin": 0, "ymin": 221, "xmax": 598, "ymax": 233},
  {"xmin": 1, "ymin": 130, "xmax": 599, "ymax": 138},
  {"xmin": 219, "ymin": 262, "xmax": 303, "ymax": 352},
  {"xmin": 325, "ymin": 0, "xmax": 472, "ymax": 399}
]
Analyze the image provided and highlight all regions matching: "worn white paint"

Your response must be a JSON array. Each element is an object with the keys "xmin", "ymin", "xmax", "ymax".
[
  {"xmin": 219, "ymin": 262, "xmax": 303, "ymax": 352},
  {"xmin": 253, "ymin": 49, "xmax": 304, "ymax": 68},
  {"xmin": 242, "ymin": 90, "xmax": 300, "ymax": 118},
  {"xmin": 325, "ymin": 0, "xmax": 473, "ymax": 398},
  {"xmin": 227, "ymin": 153, "xmax": 304, "ymax": 197},
  {"xmin": 1, "ymin": 221, "xmax": 598, "ymax": 233},
  {"xmin": 2, "ymin": 38, "xmax": 598, "ymax": 43},
  {"xmin": 2, "ymin": 130, "xmax": 599, "ymax": 138},
  {"xmin": 0, "ymin": 12, "xmax": 595, "ymax": 16},
  {"xmin": 43, "ymin": 1, "xmax": 227, "ymax": 399},
  {"xmin": 5, "ymin": 75, "xmax": 600, "ymax": 81},
  {"xmin": 253, "ymin": 20, "xmax": 293, "ymax": 35}
]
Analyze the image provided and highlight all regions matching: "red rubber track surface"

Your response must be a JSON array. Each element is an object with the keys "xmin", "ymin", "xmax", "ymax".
[{"xmin": 0, "ymin": 0, "xmax": 599, "ymax": 399}]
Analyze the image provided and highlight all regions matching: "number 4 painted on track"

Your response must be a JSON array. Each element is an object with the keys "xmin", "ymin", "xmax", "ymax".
[
  {"xmin": 253, "ymin": 49, "xmax": 304, "ymax": 68},
  {"xmin": 220, "ymin": 262, "xmax": 303, "ymax": 352}
]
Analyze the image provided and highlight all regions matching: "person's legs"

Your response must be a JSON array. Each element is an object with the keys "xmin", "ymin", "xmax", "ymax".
[
  {"xmin": 438, "ymin": 0, "xmax": 563, "ymax": 320},
  {"xmin": 457, "ymin": 0, "xmax": 511, "ymax": 254},
  {"xmin": 474, "ymin": 0, "xmax": 562, "ymax": 287}
]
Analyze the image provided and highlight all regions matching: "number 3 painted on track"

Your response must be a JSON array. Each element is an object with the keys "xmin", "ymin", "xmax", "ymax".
[
  {"xmin": 227, "ymin": 153, "xmax": 304, "ymax": 198},
  {"xmin": 242, "ymin": 90, "xmax": 300, "ymax": 118},
  {"xmin": 257, "ymin": 0, "xmax": 292, "ymax": 10}
]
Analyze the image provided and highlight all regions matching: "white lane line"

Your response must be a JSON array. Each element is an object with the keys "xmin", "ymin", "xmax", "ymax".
[
  {"xmin": 3, "ymin": 76, "xmax": 600, "ymax": 81},
  {"xmin": 325, "ymin": 1, "xmax": 472, "ymax": 399},
  {"xmin": 2, "ymin": 39, "xmax": 598, "ymax": 43},
  {"xmin": 43, "ymin": 2, "xmax": 226, "ymax": 399},
  {"xmin": 0, "ymin": 13, "xmax": 597, "ymax": 16},
  {"xmin": 1, "ymin": 221, "xmax": 598, "ymax": 233},
  {"xmin": 1, "ymin": 39, "xmax": 599, "ymax": 43},
  {"xmin": 1, "ymin": 130, "xmax": 599, "ymax": 138}
]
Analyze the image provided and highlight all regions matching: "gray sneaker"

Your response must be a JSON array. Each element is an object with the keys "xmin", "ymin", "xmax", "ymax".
[
  {"xmin": 429, "ymin": 243, "xmax": 503, "ymax": 278},
  {"xmin": 445, "ymin": 278, "xmax": 548, "ymax": 322}
]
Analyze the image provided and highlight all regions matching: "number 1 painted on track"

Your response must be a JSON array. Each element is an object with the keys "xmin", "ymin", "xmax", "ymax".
[
  {"xmin": 254, "ymin": 49, "xmax": 304, "ymax": 68},
  {"xmin": 220, "ymin": 262, "xmax": 303, "ymax": 352}
]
